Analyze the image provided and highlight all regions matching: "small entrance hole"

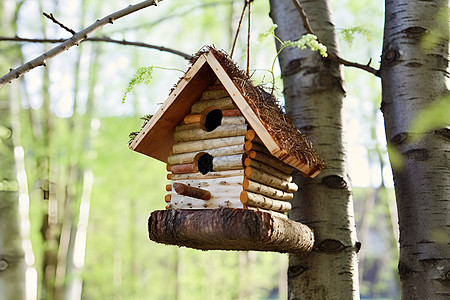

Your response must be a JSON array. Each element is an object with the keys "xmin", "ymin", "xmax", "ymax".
[
  {"xmin": 202, "ymin": 108, "xmax": 222, "ymax": 132},
  {"xmin": 196, "ymin": 152, "xmax": 214, "ymax": 175}
]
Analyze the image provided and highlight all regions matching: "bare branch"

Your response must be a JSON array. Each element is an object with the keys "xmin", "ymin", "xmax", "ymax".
[
  {"xmin": 43, "ymin": 12, "xmax": 76, "ymax": 35},
  {"xmin": 0, "ymin": 0, "xmax": 161, "ymax": 88},
  {"xmin": 290, "ymin": 0, "xmax": 380, "ymax": 77},
  {"xmin": 0, "ymin": 36, "xmax": 193, "ymax": 60}
]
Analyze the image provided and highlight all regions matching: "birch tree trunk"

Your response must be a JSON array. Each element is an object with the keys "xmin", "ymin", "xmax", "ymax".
[
  {"xmin": 269, "ymin": 1, "xmax": 360, "ymax": 298},
  {"xmin": 380, "ymin": 1, "xmax": 450, "ymax": 298}
]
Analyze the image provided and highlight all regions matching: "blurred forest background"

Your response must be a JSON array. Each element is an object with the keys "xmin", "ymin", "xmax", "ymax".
[{"xmin": 1, "ymin": 0, "xmax": 401, "ymax": 299}]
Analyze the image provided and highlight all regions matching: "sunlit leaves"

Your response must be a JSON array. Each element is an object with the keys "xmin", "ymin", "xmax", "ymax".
[
  {"xmin": 339, "ymin": 26, "xmax": 372, "ymax": 47},
  {"xmin": 410, "ymin": 94, "xmax": 450, "ymax": 134},
  {"xmin": 122, "ymin": 66, "xmax": 154, "ymax": 103}
]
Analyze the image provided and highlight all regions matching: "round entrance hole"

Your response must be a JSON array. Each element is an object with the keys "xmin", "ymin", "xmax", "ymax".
[
  {"xmin": 201, "ymin": 108, "xmax": 222, "ymax": 132},
  {"xmin": 195, "ymin": 152, "xmax": 214, "ymax": 175}
]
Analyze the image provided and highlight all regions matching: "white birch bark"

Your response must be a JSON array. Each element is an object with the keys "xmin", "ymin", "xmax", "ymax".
[
  {"xmin": 380, "ymin": 1, "xmax": 450, "ymax": 298},
  {"xmin": 269, "ymin": 0, "xmax": 360, "ymax": 298}
]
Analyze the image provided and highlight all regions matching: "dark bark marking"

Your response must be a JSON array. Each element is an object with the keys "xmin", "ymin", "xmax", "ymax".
[
  {"xmin": 398, "ymin": 261, "xmax": 417, "ymax": 280},
  {"xmin": 404, "ymin": 148, "xmax": 429, "ymax": 161},
  {"xmin": 391, "ymin": 132, "xmax": 409, "ymax": 145},
  {"xmin": 317, "ymin": 239, "xmax": 346, "ymax": 253},
  {"xmin": 405, "ymin": 62, "xmax": 424, "ymax": 68},
  {"xmin": 435, "ymin": 128, "xmax": 450, "ymax": 141},
  {"xmin": 402, "ymin": 26, "xmax": 428, "ymax": 37},
  {"xmin": 282, "ymin": 58, "xmax": 304, "ymax": 77},
  {"xmin": 382, "ymin": 49, "xmax": 400, "ymax": 65},
  {"xmin": 288, "ymin": 265, "xmax": 307, "ymax": 278},
  {"xmin": 322, "ymin": 175, "xmax": 347, "ymax": 189},
  {"xmin": 355, "ymin": 241, "xmax": 361, "ymax": 253},
  {"xmin": 299, "ymin": 125, "xmax": 317, "ymax": 132}
]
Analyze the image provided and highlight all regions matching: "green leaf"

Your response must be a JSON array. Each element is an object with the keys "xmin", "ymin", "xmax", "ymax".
[
  {"xmin": 339, "ymin": 26, "xmax": 372, "ymax": 47},
  {"xmin": 409, "ymin": 94, "xmax": 450, "ymax": 134},
  {"xmin": 122, "ymin": 66, "xmax": 154, "ymax": 103}
]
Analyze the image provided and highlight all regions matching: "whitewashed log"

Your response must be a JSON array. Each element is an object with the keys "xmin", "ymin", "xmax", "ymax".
[
  {"xmin": 172, "ymin": 135, "xmax": 246, "ymax": 154},
  {"xmin": 248, "ymin": 150, "xmax": 294, "ymax": 174},
  {"xmin": 240, "ymin": 191, "xmax": 292, "ymax": 212},
  {"xmin": 191, "ymin": 97, "xmax": 237, "ymax": 114},
  {"xmin": 174, "ymin": 124, "xmax": 248, "ymax": 142},
  {"xmin": 170, "ymin": 170, "xmax": 244, "ymax": 180},
  {"xmin": 212, "ymin": 154, "xmax": 245, "ymax": 171},
  {"xmin": 243, "ymin": 178, "xmax": 294, "ymax": 200},
  {"xmin": 245, "ymin": 167, "xmax": 298, "ymax": 193},
  {"xmin": 244, "ymin": 158, "xmax": 292, "ymax": 182},
  {"xmin": 168, "ymin": 144, "xmax": 245, "ymax": 165},
  {"xmin": 175, "ymin": 116, "xmax": 246, "ymax": 132},
  {"xmin": 170, "ymin": 176, "xmax": 244, "ymax": 209}
]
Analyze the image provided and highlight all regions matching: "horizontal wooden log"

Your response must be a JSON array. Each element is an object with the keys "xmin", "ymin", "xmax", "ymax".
[
  {"xmin": 165, "ymin": 184, "xmax": 172, "ymax": 192},
  {"xmin": 222, "ymin": 109, "xmax": 242, "ymax": 117},
  {"xmin": 148, "ymin": 208, "xmax": 314, "ymax": 255},
  {"xmin": 170, "ymin": 163, "xmax": 197, "ymax": 174},
  {"xmin": 174, "ymin": 124, "xmax": 248, "ymax": 142},
  {"xmin": 201, "ymin": 89, "xmax": 230, "ymax": 100},
  {"xmin": 240, "ymin": 191, "xmax": 292, "ymax": 212},
  {"xmin": 191, "ymin": 97, "xmax": 237, "ymax": 114},
  {"xmin": 245, "ymin": 129, "xmax": 263, "ymax": 144},
  {"xmin": 212, "ymin": 154, "xmax": 245, "ymax": 171},
  {"xmin": 170, "ymin": 170, "xmax": 244, "ymax": 181},
  {"xmin": 167, "ymin": 173, "xmax": 172, "ymax": 180},
  {"xmin": 248, "ymin": 150, "xmax": 294, "ymax": 175},
  {"xmin": 173, "ymin": 182, "xmax": 211, "ymax": 200},
  {"xmin": 244, "ymin": 140, "xmax": 271, "ymax": 155},
  {"xmin": 184, "ymin": 114, "xmax": 201, "ymax": 125},
  {"xmin": 176, "ymin": 115, "xmax": 246, "ymax": 132},
  {"xmin": 243, "ymin": 178, "xmax": 293, "ymax": 200},
  {"xmin": 164, "ymin": 194, "xmax": 171, "ymax": 203},
  {"xmin": 168, "ymin": 144, "xmax": 245, "ymax": 165},
  {"xmin": 172, "ymin": 136, "xmax": 246, "ymax": 155},
  {"xmin": 244, "ymin": 158, "xmax": 292, "ymax": 182},
  {"xmin": 245, "ymin": 167, "xmax": 298, "ymax": 193}
]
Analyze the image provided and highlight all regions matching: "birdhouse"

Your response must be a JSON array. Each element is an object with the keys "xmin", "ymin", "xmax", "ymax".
[{"xmin": 129, "ymin": 47, "xmax": 325, "ymax": 255}]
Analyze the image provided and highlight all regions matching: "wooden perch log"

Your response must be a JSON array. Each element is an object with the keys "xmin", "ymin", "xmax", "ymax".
[
  {"xmin": 244, "ymin": 158, "xmax": 292, "ymax": 182},
  {"xmin": 243, "ymin": 178, "xmax": 293, "ymax": 200},
  {"xmin": 245, "ymin": 167, "xmax": 298, "ymax": 193},
  {"xmin": 191, "ymin": 97, "xmax": 237, "ymax": 114},
  {"xmin": 172, "ymin": 135, "xmax": 246, "ymax": 155},
  {"xmin": 170, "ymin": 170, "xmax": 244, "ymax": 181},
  {"xmin": 173, "ymin": 182, "xmax": 211, "ymax": 200},
  {"xmin": 240, "ymin": 191, "xmax": 292, "ymax": 212},
  {"xmin": 170, "ymin": 163, "xmax": 197, "ymax": 174},
  {"xmin": 248, "ymin": 151, "xmax": 294, "ymax": 175},
  {"xmin": 148, "ymin": 208, "xmax": 314, "ymax": 255},
  {"xmin": 174, "ymin": 124, "xmax": 248, "ymax": 142},
  {"xmin": 168, "ymin": 144, "xmax": 245, "ymax": 165}
]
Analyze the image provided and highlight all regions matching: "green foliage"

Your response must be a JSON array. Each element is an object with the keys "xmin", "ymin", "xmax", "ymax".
[
  {"xmin": 339, "ymin": 26, "xmax": 372, "ymax": 47},
  {"xmin": 122, "ymin": 66, "xmax": 154, "ymax": 103}
]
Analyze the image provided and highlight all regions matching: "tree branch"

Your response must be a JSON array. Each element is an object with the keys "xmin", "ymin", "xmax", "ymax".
[
  {"xmin": 290, "ymin": 0, "xmax": 380, "ymax": 77},
  {"xmin": 43, "ymin": 12, "xmax": 76, "ymax": 35},
  {"xmin": 0, "ymin": 36, "xmax": 193, "ymax": 60},
  {"xmin": 0, "ymin": 0, "xmax": 162, "ymax": 88}
]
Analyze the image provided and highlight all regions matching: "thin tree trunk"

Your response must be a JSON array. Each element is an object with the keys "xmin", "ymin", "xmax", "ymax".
[
  {"xmin": 269, "ymin": 0, "xmax": 360, "ymax": 298},
  {"xmin": 380, "ymin": 1, "xmax": 450, "ymax": 298}
]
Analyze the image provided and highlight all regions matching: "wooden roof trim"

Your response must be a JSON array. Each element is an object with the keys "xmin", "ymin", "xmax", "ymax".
[
  {"xmin": 204, "ymin": 52, "xmax": 281, "ymax": 157},
  {"xmin": 129, "ymin": 55, "xmax": 209, "ymax": 152}
]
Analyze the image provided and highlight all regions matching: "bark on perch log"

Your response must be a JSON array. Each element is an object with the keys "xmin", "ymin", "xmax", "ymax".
[{"xmin": 148, "ymin": 208, "xmax": 314, "ymax": 255}]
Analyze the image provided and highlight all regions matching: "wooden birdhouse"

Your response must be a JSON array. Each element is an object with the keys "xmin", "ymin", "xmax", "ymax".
[{"xmin": 129, "ymin": 47, "xmax": 325, "ymax": 255}]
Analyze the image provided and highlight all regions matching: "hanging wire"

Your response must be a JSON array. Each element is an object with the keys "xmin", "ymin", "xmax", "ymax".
[
  {"xmin": 247, "ymin": 0, "xmax": 253, "ymax": 75},
  {"xmin": 230, "ymin": 1, "xmax": 248, "ymax": 59}
]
